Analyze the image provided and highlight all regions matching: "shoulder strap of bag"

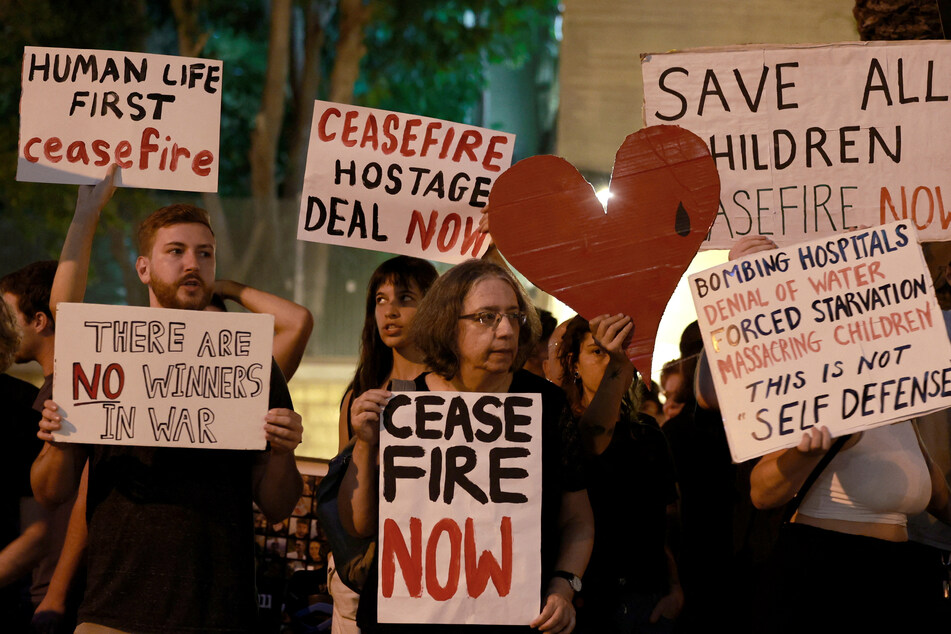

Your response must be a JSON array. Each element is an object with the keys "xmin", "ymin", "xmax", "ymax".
[{"xmin": 782, "ymin": 433, "xmax": 851, "ymax": 523}]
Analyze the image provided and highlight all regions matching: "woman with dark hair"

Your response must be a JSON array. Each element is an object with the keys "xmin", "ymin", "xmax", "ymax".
[
  {"xmin": 340, "ymin": 259, "xmax": 593, "ymax": 633},
  {"xmin": 557, "ymin": 314, "xmax": 682, "ymax": 633},
  {"xmin": 337, "ymin": 255, "xmax": 439, "ymax": 451},
  {"xmin": 330, "ymin": 255, "xmax": 437, "ymax": 633}
]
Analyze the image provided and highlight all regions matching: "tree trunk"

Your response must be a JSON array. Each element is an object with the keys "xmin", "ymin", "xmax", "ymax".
[
  {"xmin": 853, "ymin": 0, "xmax": 942, "ymax": 40},
  {"xmin": 236, "ymin": 0, "xmax": 294, "ymax": 281},
  {"xmin": 329, "ymin": 0, "xmax": 374, "ymax": 103}
]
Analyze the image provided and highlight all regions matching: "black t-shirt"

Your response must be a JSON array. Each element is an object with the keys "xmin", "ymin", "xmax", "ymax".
[
  {"xmin": 357, "ymin": 370, "xmax": 585, "ymax": 633},
  {"xmin": 0, "ymin": 374, "xmax": 42, "ymax": 614},
  {"xmin": 79, "ymin": 360, "xmax": 293, "ymax": 633},
  {"xmin": 584, "ymin": 413, "xmax": 677, "ymax": 594}
]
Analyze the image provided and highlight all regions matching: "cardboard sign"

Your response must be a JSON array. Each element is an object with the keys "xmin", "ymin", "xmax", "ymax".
[
  {"xmin": 297, "ymin": 101, "xmax": 514, "ymax": 263},
  {"xmin": 642, "ymin": 41, "xmax": 951, "ymax": 248},
  {"xmin": 690, "ymin": 221, "xmax": 951, "ymax": 462},
  {"xmin": 52, "ymin": 303, "xmax": 273, "ymax": 449},
  {"xmin": 18, "ymin": 47, "xmax": 222, "ymax": 192},
  {"xmin": 488, "ymin": 125, "xmax": 720, "ymax": 375},
  {"xmin": 377, "ymin": 391, "xmax": 541, "ymax": 625}
]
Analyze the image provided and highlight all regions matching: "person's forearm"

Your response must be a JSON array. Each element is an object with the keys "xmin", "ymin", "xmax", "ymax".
[
  {"xmin": 255, "ymin": 452, "xmax": 303, "ymax": 522},
  {"xmin": 216, "ymin": 280, "xmax": 314, "ymax": 380},
  {"xmin": 338, "ymin": 438, "xmax": 379, "ymax": 537},
  {"xmin": 31, "ymin": 443, "xmax": 83, "ymax": 507},
  {"xmin": 750, "ymin": 448, "xmax": 824, "ymax": 509},
  {"xmin": 40, "ymin": 467, "xmax": 88, "ymax": 613},
  {"xmin": 550, "ymin": 490, "xmax": 594, "ymax": 586},
  {"xmin": 52, "ymin": 175, "xmax": 114, "ymax": 315},
  {"xmin": 579, "ymin": 361, "xmax": 633, "ymax": 455},
  {"xmin": 0, "ymin": 504, "xmax": 49, "ymax": 587}
]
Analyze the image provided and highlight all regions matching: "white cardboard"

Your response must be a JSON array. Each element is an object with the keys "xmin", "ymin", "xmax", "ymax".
[
  {"xmin": 642, "ymin": 41, "xmax": 951, "ymax": 248},
  {"xmin": 689, "ymin": 221, "xmax": 951, "ymax": 462},
  {"xmin": 298, "ymin": 101, "xmax": 515, "ymax": 263},
  {"xmin": 18, "ymin": 46, "xmax": 222, "ymax": 192},
  {"xmin": 377, "ymin": 391, "xmax": 541, "ymax": 625},
  {"xmin": 52, "ymin": 303, "xmax": 273, "ymax": 449}
]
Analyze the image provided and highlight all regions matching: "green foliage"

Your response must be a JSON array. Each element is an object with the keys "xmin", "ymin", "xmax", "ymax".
[
  {"xmin": 359, "ymin": 0, "xmax": 559, "ymax": 123},
  {"xmin": 0, "ymin": 0, "xmax": 560, "ymax": 303}
]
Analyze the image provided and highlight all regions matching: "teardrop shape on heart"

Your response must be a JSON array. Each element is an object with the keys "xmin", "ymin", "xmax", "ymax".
[{"xmin": 675, "ymin": 201, "xmax": 691, "ymax": 237}]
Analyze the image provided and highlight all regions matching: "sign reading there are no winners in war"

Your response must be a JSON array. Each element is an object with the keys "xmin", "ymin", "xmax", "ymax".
[
  {"xmin": 297, "ymin": 101, "xmax": 515, "ymax": 264},
  {"xmin": 52, "ymin": 303, "xmax": 273, "ymax": 450},
  {"xmin": 378, "ymin": 391, "xmax": 541, "ymax": 625},
  {"xmin": 690, "ymin": 221, "xmax": 951, "ymax": 462}
]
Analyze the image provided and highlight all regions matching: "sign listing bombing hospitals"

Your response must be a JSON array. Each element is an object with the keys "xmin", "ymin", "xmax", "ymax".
[
  {"xmin": 641, "ymin": 41, "xmax": 951, "ymax": 248},
  {"xmin": 378, "ymin": 391, "xmax": 541, "ymax": 625},
  {"xmin": 17, "ymin": 46, "xmax": 222, "ymax": 192},
  {"xmin": 690, "ymin": 221, "xmax": 951, "ymax": 463},
  {"xmin": 52, "ymin": 303, "xmax": 273, "ymax": 450},
  {"xmin": 297, "ymin": 101, "xmax": 515, "ymax": 264}
]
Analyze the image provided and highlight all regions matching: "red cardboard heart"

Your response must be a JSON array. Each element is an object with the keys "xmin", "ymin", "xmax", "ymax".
[{"xmin": 487, "ymin": 125, "xmax": 720, "ymax": 376}]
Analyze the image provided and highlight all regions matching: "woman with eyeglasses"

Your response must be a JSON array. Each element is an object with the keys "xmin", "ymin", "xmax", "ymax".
[{"xmin": 339, "ymin": 259, "xmax": 594, "ymax": 633}]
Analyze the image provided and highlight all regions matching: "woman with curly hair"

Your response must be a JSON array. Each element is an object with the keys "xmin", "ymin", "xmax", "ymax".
[{"xmin": 558, "ymin": 314, "xmax": 682, "ymax": 633}]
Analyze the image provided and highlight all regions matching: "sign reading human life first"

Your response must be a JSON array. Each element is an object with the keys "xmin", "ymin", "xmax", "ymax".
[
  {"xmin": 378, "ymin": 391, "xmax": 541, "ymax": 625},
  {"xmin": 52, "ymin": 303, "xmax": 273, "ymax": 449},
  {"xmin": 297, "ymin": 101, "xmax": 515, "ymax": 263},
  {"xmin": 642, "ymin": 41, "xmax": 951, "ymax": 248},
  {"xmin": 690, "ymin": 221, "xmax": 951, "ymax": 462},
  {"xmin": 17, "ymin": 47, "xmax": 222, "ymax": 192}
]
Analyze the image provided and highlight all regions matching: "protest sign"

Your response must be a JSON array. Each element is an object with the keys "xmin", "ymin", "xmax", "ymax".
[
  {"xmin": 52, "ymin": 303, "xmax": 273, "ymax": 449},
  {"xmin": 377, "ymin": 391, "xmax": 541, "ymax": 625},
  {"xmin": 18, "ymin": 46, "xmax": 222, "ymax": 192},
  {"xmin": 690, "ymin": 221, "xmax": 951, "ymax": 462},
  {"xmin": 642, "ymin": 41, "xmax": 951, "ymax": 248},
  {"xmin": 297, "ymin": 101, "xmax": 515, "ymax": 263}
]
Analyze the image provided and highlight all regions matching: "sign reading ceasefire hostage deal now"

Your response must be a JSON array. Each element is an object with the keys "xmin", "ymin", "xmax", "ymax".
[
  {"xmin": 642, "ymin": 41, "xmax": 951, "ymax": 248},
  {"xmin": 18, "ymin": 46, "xmax": 222, "ymax": 192},
  {"xmin": 690, "ymin": 221, "xmax": 951, "ymax": 462},
  {"xmin": 297, "ymin": 101, "xmax": 515, "ymax": 264},
  {"xmin": 52, "ymin": 303, "xmax": 273, "ymax": 450},
  {"xmin": 378, "ymin": 391, "xmax": 541, "ymax": 625}
]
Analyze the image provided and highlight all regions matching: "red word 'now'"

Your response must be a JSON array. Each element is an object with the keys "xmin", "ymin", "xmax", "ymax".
[
  {"xmin": 382, "ymin": 516, "xmax": 513, "ymax": 601},
  {"xmin": 405, "ymin": 210, "xmax": 488, "ymax": 257}
]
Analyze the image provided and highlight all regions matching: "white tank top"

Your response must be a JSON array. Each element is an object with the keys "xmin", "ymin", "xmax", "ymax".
[{"xmin": 797, "ymin": 421, "xmax": 931, "ymax": 526}]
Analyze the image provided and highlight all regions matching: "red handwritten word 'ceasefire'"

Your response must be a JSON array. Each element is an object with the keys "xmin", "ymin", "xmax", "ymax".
[
  {"xmin": 315, "ymin": 107, "xmax": 509, "ymax": 172},
  {"xmin": 382, "ymin": 516, "xmax": 513, "ymax": 601},
  {"xmin": 23, "ymin": 127, "xmax": 214, "ymax": 176}
]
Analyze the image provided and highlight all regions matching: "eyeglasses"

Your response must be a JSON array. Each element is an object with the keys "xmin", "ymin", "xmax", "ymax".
[{"xmin": 459, "ymin": 311, "xmax": 527, "ymax": 329}]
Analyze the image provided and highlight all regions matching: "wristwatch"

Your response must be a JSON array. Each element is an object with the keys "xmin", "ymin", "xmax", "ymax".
[{"xmin": 552, "ymin": 570, "xmax": 582, "ymax": 593}]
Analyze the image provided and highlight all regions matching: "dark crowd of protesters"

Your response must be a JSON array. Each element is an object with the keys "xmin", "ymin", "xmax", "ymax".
[{"xmin": 3, "ymin": 171, "xmax": 951, "ymax": 634}]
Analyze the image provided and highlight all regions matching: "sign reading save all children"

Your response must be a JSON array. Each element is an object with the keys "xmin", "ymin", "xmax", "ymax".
[
  {"xmin": 378, "ymin": 391, "xmax": 541, "ymax": 625},
  {"xmin": 52, "ymin": 303, "xmax": 273, "ymax": 450},
  {"xmin": 17, "ymin": 46, "xmax": 222, "ymax": 192},
  {"xmin": 690, "ymin": 221, "xmax": 951, "ymax": 462},
  {"xmin": 297, "ymin": 101, "xmax": 515, "ymax": 264},
  {"xmin": 641, "ymin": 41, "xmax": 951, "ymax": 248}
]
